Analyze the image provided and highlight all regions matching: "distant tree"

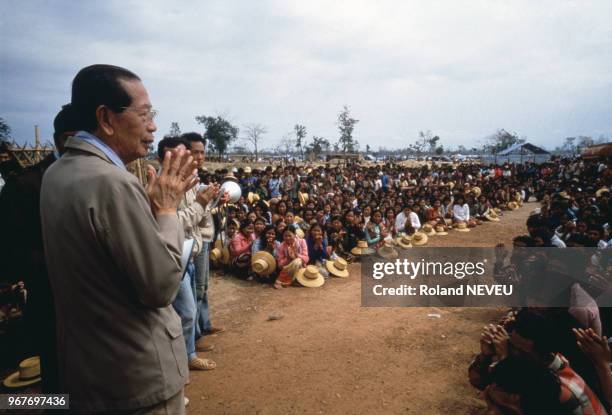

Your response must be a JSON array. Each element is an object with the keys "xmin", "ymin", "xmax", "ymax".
[
  {"xmin": 562, "ymin": 137, "xmax": 576, "ymax": 155},
  {"xmin": 242, "ymin": 123, "xmax": 267, "ymax": 160},
  {"xmin": 195, "ymin": 115, "xmax": 238, "ymax": 157},
  {"xmin": 333, "ymin": 142, "xmax": 340, "ymax": 152},
  {"xmin": 336, "ymin": 106, "xmax": 359, "ymax": 153},
  {"xmin": 576, "ymin": 136, "xmax": 594, "ymax": 152},
  {"xmin": 435, "ymin": 146, "xmax": 444, "ymax": 155},
  {"xmin": 275, "ymin": 134, "xmax": 295, "ymax": 155},
  {"xmin": 366, "ymin": 144, "xmax": 371, "ymax": 154},
  {"xmin": 294, "ymin": 124, "xmax": 307, "ymax": 159},
  {"xmin": 418, "ymin": 130, "xmax": 440, "ymax": 153},
  {"xmin": 169, "ymin": 122, "xmax": 181, "ymax": 137},
  {"xmin": 305, "ymin": 136, "xmax": 330, "ymax": 157},
  {"xmin": 485, "ymin": 129, "xmax": 524, "ymax": 154},
  {"xmin": 0, "ymin": 117, "xmax": 11, "ymax": 141}
]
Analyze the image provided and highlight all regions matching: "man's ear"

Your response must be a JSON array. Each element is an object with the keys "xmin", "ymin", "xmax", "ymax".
[{"xmin": 96, "ymin": 106, "xmax": 114, "ymax": 136}]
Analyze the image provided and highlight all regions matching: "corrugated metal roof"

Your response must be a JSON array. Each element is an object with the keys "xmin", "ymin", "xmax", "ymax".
[{"xmin": 497, "ymin": 142, "xmax": 549, "ymax": 155}]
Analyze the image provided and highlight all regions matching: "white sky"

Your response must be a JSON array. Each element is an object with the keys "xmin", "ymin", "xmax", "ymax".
[{"xmin": 1, "ymin": 0, "xmax": 611, "ymax": 150}]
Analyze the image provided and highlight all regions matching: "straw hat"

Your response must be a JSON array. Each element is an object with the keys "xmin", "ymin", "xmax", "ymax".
[
  {"xmin": 434, "ymin": 225, "xmax": 448, "ymax": 235},
  {"xmin": 507, "ymin": 201, "xmax": 519, "ymax": 210},
  {"xmin": 294, "ymin": 215, "xmax": 304, "ymax": 223},
  {"xmin": 412, "ymin": 232, "xmax": 429, "ymax": 245},
  {"xmin": 295, "ymin": 228, "xmax": 305, "ymax": 239},
  {"xmin": 244, "ymin": 166, "xmax": 252, "ymax": 174},
  {"xmin": 596, "ymin": 187, "xmax": 609, "ymax": 198},
  {"xmin": 298, "ymin": 191, "xmax": 309, "ymax": 206},
  {"xmin": 351, "ymin": 240, "xmax": 375, "ymax": 256},
  {"xmin": 210, "ymin": 247, "xmax": 230, "ymax": 264},
  {"xmin": 484, "ymin": 210, "xmax": 501, "ymax": 222},
  {"xmin": 448, "ymin": 181, "xmax": 455, "ymax": 190},
  {"xmin": 296, "ymin": 265, "xmax": 325, "ymax": 288},
  {"xmin": 3, "ymin": 356, "xmax": 41, "ymax": 388},
  {"xmin": 471, "ymin": 186, "xmax": 482, "ymax": 197},
  {"xmin": 247, "ymin": 192, "xmax": 260, "ymax": 204},
  {"xmin": 223, "ymin": 172, "xmax": 238, "ymax": 182},
  {"xmin": 377, "ymin": 241, "xmax": 399, "ymax": 259},
  {"xmin": 421, "ymin": 224, "xmax": 436, "ymax": 236},
  {"xmin": 251, "ymin": 251, "xmax": 277, "ymax": 276},
  {"xmin": 326, "ymin": 258, "xmax": 349, "ymax": 278},
  {"xmin": 493, "ymin": 208, "xmax": 502, "ymax": 214},
  {"xmin": 454, "ymin": 222, "xmax": 471, "ymax": 232},
  {"xmin": 395, "ymin": 234, "xmax": 413, "ymax": 249}
]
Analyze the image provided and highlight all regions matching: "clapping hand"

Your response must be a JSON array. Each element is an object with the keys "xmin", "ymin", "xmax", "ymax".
[
  {"xmin": 574, "ymin": 328, "xmax": 611, "ymax": 367},
  {"xmin": 146, "ymin": 148, "xmax": 198, "ymax": 216}
]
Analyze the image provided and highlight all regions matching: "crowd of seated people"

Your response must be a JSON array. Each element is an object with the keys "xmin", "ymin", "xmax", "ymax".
[
  {"xmin": 470, "ymin": 156, "xmax": 612, "ymax": 415},
  {"xmin": 199, "ymin": 155, "xmax": 610, "ymax": 291}
]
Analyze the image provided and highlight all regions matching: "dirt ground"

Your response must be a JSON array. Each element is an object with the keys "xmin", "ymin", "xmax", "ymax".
[{"xmin": 186, "ymin": 202, "xmax": 537, "ymax": 415}]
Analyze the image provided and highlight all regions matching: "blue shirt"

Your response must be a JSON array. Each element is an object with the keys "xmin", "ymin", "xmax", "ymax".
[{"xmin": 74, "ymin": 131, "xmax": 126, "ymax": 170}]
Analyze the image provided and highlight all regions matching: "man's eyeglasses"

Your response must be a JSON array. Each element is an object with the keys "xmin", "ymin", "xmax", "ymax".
[{"xmin": 119, "ymin": 106, "xmax": 158, "ymax": 122}]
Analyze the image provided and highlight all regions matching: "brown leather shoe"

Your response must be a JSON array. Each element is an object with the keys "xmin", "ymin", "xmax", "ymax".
[
  {"xmin": 196, "ymin": 337, "xmax": 215, "ymax": 352},
  {"xmin": 203, "ymin": 326, "xmax": 225, "ymax": 335}
]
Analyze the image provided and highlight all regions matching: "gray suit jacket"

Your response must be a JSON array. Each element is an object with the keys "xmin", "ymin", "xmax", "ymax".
[{"xmin": 40, "ymin": 138, "xmax": 187, "ymax": 413}]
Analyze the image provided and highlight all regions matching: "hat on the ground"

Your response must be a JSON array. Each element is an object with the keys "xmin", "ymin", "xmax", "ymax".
[
  {"xmin": 507, "ymin": 201, "xmax": 519, "ymax": 210},
  {"xmin": 377, "ymin": 241, "xmax": 398, "ymax": 259},
  {"xmin": 596, "ymin": 187, "xmax": 609, "ymax": 198},
  {"xmin": 210, "ymin": 246, "xmax": 230, "ymax": 265},
  {"xmin": 351, "ymin": 240, "xmax": 375, "ymax": 256},
  {"xmin": 421, "ymin": 224, "xmax": 436, "ymax": 236},
  {"xmin": 298, "ymin": 191, "xmax": 309, "ymax": 206},
  {"xmin": 412, "ymin": 232, "xmax": 428, "ymax": 245},
  {"xmin": 326, "ymin": 258, "xmax": 349, "ymax": 278},
  {"xmin": 471, "ymin": 186, "xmax": 482, "ymax": 197},
  {"xmin": 296, "ymin": 265, "xmax": 325, "ymax": 288},
  {"xmin": 484, "ymin": 209, "xmax": 501, "ymax": 222},
  {"xmin": 395, "ymin": 234, "xmax": 413, "ymax": 249},
  {"xmin": 454, "ymin": 222, "xmax": 471, "ymax": 232},
  {"xmin": 247, "ymin": 192, "xmax": 260, "ymax": 204},
  {"xmin": 3, "ymin": 357, "xmax": 41, "ymax": 388},
  {"xmin": 251, "ymin": 251, "xmax": 277, "ymax": 276},
  {"xmin": 434, "ymin": 225, "xmax": 448, "ymax": 235}
]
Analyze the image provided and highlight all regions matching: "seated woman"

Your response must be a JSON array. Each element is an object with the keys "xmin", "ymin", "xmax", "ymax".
[
  {"xmin": 364, "ymin": 210, "xmax": 388, "ymax": 248},
  {"xmin": 253, "ymin": 217, "xmax": 266, "ymax": 241},
  {"xmin": 473, "ymin": 195, "xmax": 492, "ymax": 221},
  {"xmin": 425, "ymin": 199, "xmax": 448, "ymax": 228},
  {"xmin": 275, "ymin": 228, "xmax": 309, "ymax": 289},
  {"xmin": 453, "ymin": 195, "xmax": 476, "ymax": 228},
  {"xmin": 251, "ymin": 225, "xmax": 280, "ymax": 283},
  {"xmin": 383, "ymin": 208, "xmax": 398, "ymax": 239},
  {"xmin": 229, "ymin": 219, "xmax": 255, "ymax": 278},
  {"xmin": 306, "ymin": 224, "xmax": 330, "ymax": 276},
  {"xmin": 274, "ymin": 219, "xmax": 287, "ymax": 242},
  {"xmin": 271, "ymin": 201, "xmax": 287, "ymax": 223}
]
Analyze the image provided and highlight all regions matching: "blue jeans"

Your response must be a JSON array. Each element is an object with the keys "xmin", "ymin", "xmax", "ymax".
[
  {"xmin": 194, "ymin": 242, "xmax": 212, "ymax": 339},
  {"xmin": 172, "ymin": 262, "xmax": 197, "ymax": 360}
]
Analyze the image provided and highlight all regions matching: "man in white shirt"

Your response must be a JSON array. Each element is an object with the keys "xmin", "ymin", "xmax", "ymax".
[{"xmin": 395, "ymin": 206, "xmax": 421, "ymax": 233}]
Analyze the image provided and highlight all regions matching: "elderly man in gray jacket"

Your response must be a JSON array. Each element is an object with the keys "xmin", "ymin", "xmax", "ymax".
[{"xmin": 41, "ymin": 64, "xmax": 197, "ymax": 414}]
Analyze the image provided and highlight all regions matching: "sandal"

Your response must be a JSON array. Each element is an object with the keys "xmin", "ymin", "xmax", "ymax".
[{"xmin": 188, "ymin": 357, "xmax": 216, "ymax": 371}]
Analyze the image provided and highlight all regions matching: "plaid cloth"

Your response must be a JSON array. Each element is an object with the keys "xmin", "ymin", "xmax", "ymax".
[{"xmin": 551, "ymin": 354, "xmax": 606, "ymax": 415}]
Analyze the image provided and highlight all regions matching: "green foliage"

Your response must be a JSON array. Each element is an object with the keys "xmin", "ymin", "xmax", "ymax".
[
  {"xmin": 169, "ymin": 122, "xmax": 181, "ymax": 137},
  {"xmin": 195, "ymin": 115, "xmax": 238, "ymax": 156},
  {"xmin": 305, "ymin": 135, "xmax": 330, "ymax": 156},
  {"xmin": 336, "ymin": 106, "xmax": 359, "ymax": 153},
  {"xmin": 484, "ymin": 129, "xmax": 524, "ymax": 154},
  {"xmin": 294, "ymin": 124, "xmax": 307, "ymax": 155},
  {"xmin": 0, "ymin": 117, "xmax": 12, "ymax": 141}
]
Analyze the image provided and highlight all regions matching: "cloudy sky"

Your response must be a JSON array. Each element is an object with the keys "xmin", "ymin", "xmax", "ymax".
[{"xmin": 1, "ymin": 0, "xmax": 611, "ymax": 151}]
